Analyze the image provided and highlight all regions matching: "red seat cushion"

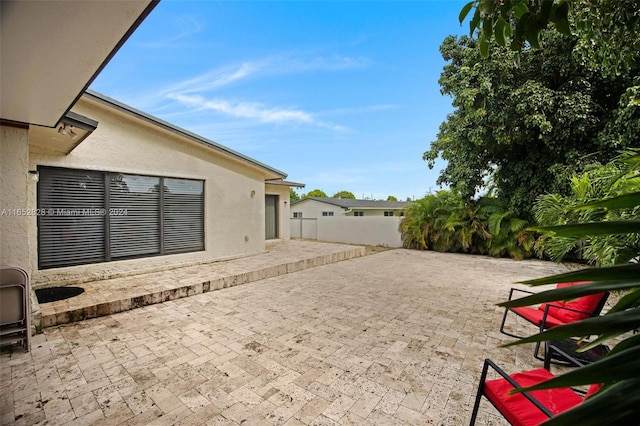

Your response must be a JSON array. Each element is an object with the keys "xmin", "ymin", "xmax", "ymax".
[
  {"xmin": 536, "ymin": 282, "xmax": 605, "ymax": 323},
  {"xmin": 512, "ymin": 306, "xmax": 566, "ymax": 328},
  {"xmin": 484, "ymin": 368, "xmax": 584, "ymax": 426}
]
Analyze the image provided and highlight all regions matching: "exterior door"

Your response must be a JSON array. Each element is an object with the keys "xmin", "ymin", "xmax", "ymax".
[{"xmin": 265, "ymin": 194, "xmax": 278, "ymax": 239}]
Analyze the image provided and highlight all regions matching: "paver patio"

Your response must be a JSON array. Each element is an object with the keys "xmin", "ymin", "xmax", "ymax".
[{"xmin": 1, "ymin": 243, "xmax": 590, "ymax": 425}]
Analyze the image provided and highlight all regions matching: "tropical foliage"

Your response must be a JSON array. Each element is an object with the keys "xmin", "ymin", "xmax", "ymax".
[
  {"xmin": 533, "ymin": 150, "xmax": 640, "ymax": 266},
  {"xmin": 399, "ymin": 191, "xmax": 534, "ymax": 259},
  {"xmin": 460, "ymin": 0, "xmax": 640, "ymax": 76},
  {"xmin": 456, "ymin": 2, "xmax": 640, "ymax": 422},
  {"xmin": 500, "ymin": 181, "xmax": 640, "ymax": 422},
  {"xmin": 424, "ymin": 32, "xmax": 638, "ymax": 218}
]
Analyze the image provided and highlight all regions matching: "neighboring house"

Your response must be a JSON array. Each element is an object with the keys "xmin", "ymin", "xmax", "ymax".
[
  {"xmin": 291, "ymin": 197, "xmax": 411, "ymax": 219},
  {"xmin": 0, "ymin": 1, "xmax": 304, "ymax": 285}
]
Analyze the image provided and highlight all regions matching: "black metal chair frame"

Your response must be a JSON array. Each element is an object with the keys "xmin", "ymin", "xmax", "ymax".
[
  {"xmin": 499, "ymin": 287, "xmax": 609, "ymax": 360},
  {"xmin": 469, "ymin": 344, "xmax": 588, "ymax": 425}
]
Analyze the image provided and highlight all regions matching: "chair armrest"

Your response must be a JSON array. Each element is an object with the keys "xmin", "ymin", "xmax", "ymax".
[
  {"xmin": 507, "ymin": 287, "xmax": 536, "ymax": 302},
  {"xmin": 541, "ymin": 303, "xmax": 596, "ymax": 320},
  {"xmin": 482, "ymin": 359, "xmax": 554, "ymax": 419}
]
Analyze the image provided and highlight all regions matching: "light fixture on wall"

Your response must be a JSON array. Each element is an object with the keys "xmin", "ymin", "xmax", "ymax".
[
  {"xmin": 284, "ymin": 201, "xmax": 287, "ymax": 206},
  {"xmin": 28, "ymin": 170, "xmax": 39, "ymax": 183},
  {"xmin": 57, "ymin": 123, "xmax": 78, "ymax": 140},
  {"xmin": 250, "ymin": 190, "xmax": 256, "ymax": 198}
]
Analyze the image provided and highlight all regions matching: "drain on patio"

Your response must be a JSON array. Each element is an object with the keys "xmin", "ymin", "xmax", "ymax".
[{"xmin": 35, "ymin": 286, "xmax": 84, "ymax": 303}]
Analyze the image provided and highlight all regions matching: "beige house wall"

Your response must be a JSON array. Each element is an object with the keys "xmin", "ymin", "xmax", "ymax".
[
  {"xmin": 291, "ymin": 199, "xmax": 406, "ymax": 218},
  {"xmin": 27, "ymin": 96, "xmax": 280, "ymax": 286},
  {"xmin": 265, "ymin": 184, "xmax": 291, "ymax": 241},
  {"xmin": 291, "ymin": 200, "xmax": 344, "ymax": 218},
  {"xmin": 0, "ymin": 124, "xmax": 31, "ymax": 271}
]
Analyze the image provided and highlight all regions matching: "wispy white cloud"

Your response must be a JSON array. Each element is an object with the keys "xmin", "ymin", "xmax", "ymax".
[
  {"xmin": 129, "ymin": 50, "xmax": 370, "ymax": 130},
  {"xmin": 167, "ymin": 93, "xmax": 346, "ymax": 130},
  {"xmin": 163, "ymin": 62, "xmax": 260, "ymax": 94},
  {"xmin": 162, "ymin": 52, "xmax": 369, "ymax": 95}
]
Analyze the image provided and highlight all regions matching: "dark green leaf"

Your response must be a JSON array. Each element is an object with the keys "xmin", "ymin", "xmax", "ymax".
[
  {"xmin": 515, "ymin": 346, "xmax": 640, "ymax": 390},
  {"xmin": 495, "ymin": 17, "xmax": 507, "ymax": 46},
  {"xmin": 513, "ymin": 1, "xmax": 529, "ymax": 19},
  {"xmin": 470, "ymin": 8, "xmax": 481, "ymax": 36},
  {"xmin": 479, "ymin": 35, "xmax": 490, "ymax": 57},
  {"xmin": 502, "ymin": 308, "xmax": 640, "ymax": 346},
  {"xmin": 479, "ymin": 0, "xmax": 495, "ymax": 15},
  {"xmin": 569, "ymin": 192, "xmax": 640, "ymax": 211},
  {"xmin": 518, "ymin": 264, "xmax": 640, "ymax": 287},
  {"xmin": 539, "ymin": 0, "xmax": 554, "ymax": 25},
  {"xmin": 482, "ymin": 16, "xmax": 493, "ymax": 39},
  {"xmin": 528, "ymin": 220, "xmax": 640, "ymax": 237},
  {"xmin": 542, "ymin": 380, "xmax": 640, "ymax": 425},
  {"xmin": 459, "ymin": 1, "xmax": 475, "ymax": 24},
  {"xmin": 605, "ymin": 333, "xmax": 640, "ymax": 356},
  {"xmin": 551, "ymin": 2, "xmax": 571, "ymax": 35},
  {"xmin": 499, "ymin": 279, "xmax": 640, "ymax": 308},
  {"xmin": 608, "ymin": 289, "xmax": 640, "ymax": 314}
]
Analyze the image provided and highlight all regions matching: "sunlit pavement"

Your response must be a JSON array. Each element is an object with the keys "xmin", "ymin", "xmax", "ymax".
[{"xmin": 1, "ymin": 245, "xmax": 579, "ymax": 425}]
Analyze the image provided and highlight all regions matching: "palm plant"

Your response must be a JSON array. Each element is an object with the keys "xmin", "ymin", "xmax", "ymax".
[
  {"xmin": 499, "ymin": 151, "xmax": 640, "ymax": 424},
  {"xmin": 399, "ymin": 191, "xmax": 534, "ymax": 259},
  {"xmin": 487, "ymin": 211, "xmax": 535, "ymax": 260},
  {"xmin": 534, "ymin": 152, "xmax": 640, "ymax": 265}
]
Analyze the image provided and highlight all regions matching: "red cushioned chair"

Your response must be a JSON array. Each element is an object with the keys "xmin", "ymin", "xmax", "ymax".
[
  {"xmin": 469, "ymin": 357, "xmax": 601, "ymax": 426},
  {"xmin": 499, "ymin": 282, "xmax": 609, "ymax": 360}
]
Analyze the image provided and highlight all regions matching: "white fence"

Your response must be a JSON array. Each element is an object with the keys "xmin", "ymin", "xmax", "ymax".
[{"xmin": 290, "ymin": 216, "xmax": 403, "ymax": 247}]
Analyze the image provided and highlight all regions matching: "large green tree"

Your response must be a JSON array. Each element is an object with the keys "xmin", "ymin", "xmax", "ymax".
[
  {"xmin": 332, "ymin": 190, "xmax": 356, "ymax": 199},
  {"xmin": 424, "ymin": 32, "xmax": 638, "ymax": 217},
  {"xmin": 460, "ymin": 0, "xmax": 640, "ymax": 76},
  {"xmin": 457, "ymin": 2, "xmax": 640, "ymax": 423},
  {"xmin": 304, "ymin": 189, "xmax": 327, "ymax": 198}
]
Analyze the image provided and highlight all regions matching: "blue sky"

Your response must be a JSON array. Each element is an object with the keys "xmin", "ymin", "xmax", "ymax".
[{"xmin": 91, "ymin": 1, "xmax": 468, "ymax": 201}]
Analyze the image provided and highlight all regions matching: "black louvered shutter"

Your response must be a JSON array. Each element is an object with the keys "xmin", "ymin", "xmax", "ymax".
[
  {"xmin": 163, "ymin": 178, "xmax": 204, "ymax": 254},
  {"xmin": 109, "ymin": 174, "xmax": 160, "ymax": 258},
  {"xmin": 38, "ymin": 168, "xmax": 106, "ymax": 269}
]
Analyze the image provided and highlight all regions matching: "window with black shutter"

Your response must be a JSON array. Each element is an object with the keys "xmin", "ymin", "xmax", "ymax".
[{"xmin": 37, "ymin": 167, "xmax": 204, "ymax": 269}]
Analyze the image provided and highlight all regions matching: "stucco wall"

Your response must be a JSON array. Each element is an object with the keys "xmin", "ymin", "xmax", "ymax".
[
  {"xmin": 290, "ymin": 216, "xmax": 403, "ymax": 247},
  {"xmin": 291, "ymin": 199, "xmax": 406, "ymax": 218},
  {"xmin": 27, "ymin": 97, "xmax": 278, "ymax": 285},
  {"xmin": 290, "ymin": 200, "xmax": 344, "ymax": 218},
  {"xmin": 265, "ymin": 184, "xmax": 291, "ymax": 241},
  {"xmin": 0, "ymin": 124, "xmax": 31, "ymax": 271}
]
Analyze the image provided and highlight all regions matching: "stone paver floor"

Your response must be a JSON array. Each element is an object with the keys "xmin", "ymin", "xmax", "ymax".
[{"xmin": 1, "ymin": 247, "xmax": 590, "ymax": 425}]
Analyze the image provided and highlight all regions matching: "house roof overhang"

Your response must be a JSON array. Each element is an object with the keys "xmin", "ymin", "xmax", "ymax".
[
  {"xmin": 29, "ymin": 112, "xmax": 99, "ymax": 155},
  {"xmin": 265, "ymin": 179, "xmax": 306, "ymax": 188},
  {"xmin": 0, "ymin": 0, "xmax": 158, "ymax": 128}
]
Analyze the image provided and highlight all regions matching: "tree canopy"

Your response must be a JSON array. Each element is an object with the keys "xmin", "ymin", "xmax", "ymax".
[
  {"xmin": 460, "ymin": 0, "xmax": 640, "ymax": 76},
  {"xmin": 289, "ymin": 188, "xmax": 301, "ymax": 203},
  {"xmin": 332, "ymin": 190, "xmax": 356, "ymax": 199},
  {"xmin": 424, "ymin": 32, "xmax": 639, "ymax": 217},
  {"xmin": 305, "ymin": 189, "xmax": 327, "ymax": 198}
]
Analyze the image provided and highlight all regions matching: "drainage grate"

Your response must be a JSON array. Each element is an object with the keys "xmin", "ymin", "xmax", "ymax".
[{"xmin": 35, "ymin": 286, "xmax": 84, "ymax": 303}]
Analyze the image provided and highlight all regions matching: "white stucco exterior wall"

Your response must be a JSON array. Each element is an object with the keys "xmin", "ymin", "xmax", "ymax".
[
  {"xmin": 265, "ymin": 183, "xmax": 291, "ymax": 241},
  {"xmin": 290, "ymin": 199, "xmax": 344, "ymax": 218},
  {"xmin": 27, "ymin": 96, "xmax": 282, "ymax": 285},
  {"xmin": 0, "ymin": 124, "xmax": 31, "ymax": 271}
]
